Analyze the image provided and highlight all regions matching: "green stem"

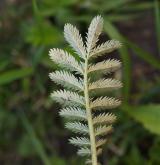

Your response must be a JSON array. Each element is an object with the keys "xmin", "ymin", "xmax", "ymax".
[{"xmin": 84, "ymin": 57, "xmax": 97, "ymax": 165}]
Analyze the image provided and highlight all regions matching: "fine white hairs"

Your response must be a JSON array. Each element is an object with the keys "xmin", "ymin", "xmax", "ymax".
[{"xmin": 49, "ymin": 15, "xmax": 122, "ymax": 165}]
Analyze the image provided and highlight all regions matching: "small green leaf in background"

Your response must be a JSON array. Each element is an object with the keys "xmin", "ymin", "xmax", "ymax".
[
  {"xmin": 25, "ymin": 22, "xmax": 62, "ymax": 46},
  {"xmin": 124, "ymin": 105, "xmax": 160, "ymax": 135},
  {"xmin": 50, "ymin": 156, "xmax": 66, "ymax": 165},
  {"xmin": 0, "ymin": 68, "xmax": 33, "ymax": 85}
]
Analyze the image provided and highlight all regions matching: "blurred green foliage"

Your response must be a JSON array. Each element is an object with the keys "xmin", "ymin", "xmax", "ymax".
[{"xmin": 0, "ymin": 0, "xmax": 160, "ymax": 164}]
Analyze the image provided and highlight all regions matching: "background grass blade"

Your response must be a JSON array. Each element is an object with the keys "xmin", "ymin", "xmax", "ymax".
[
  {"xmin": 102, "ymin": 0, "xmax": 131, "ymax": 11},
  {"xmin": 106, "ymin": 13, "xmax": 140, "ymax": 22},
  {"xmin": 125, "ymin": 38, "xmax": 160, "ymax": 69},
  {"xmin": 118, "ymin": 2, "xmax": 154, "ymax": 11},
  {"xmin": 0, "ymin": 68, "xmax": 33, "ymax": 85},
  {"xmin": 19, "ymin": 110, "xmax": 51, "ymax": 165}
]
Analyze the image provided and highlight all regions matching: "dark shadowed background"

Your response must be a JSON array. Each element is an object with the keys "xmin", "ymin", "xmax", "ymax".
[{"xmin": 0, "ymin": 0, "xmax": 160, "ymax": 165}]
